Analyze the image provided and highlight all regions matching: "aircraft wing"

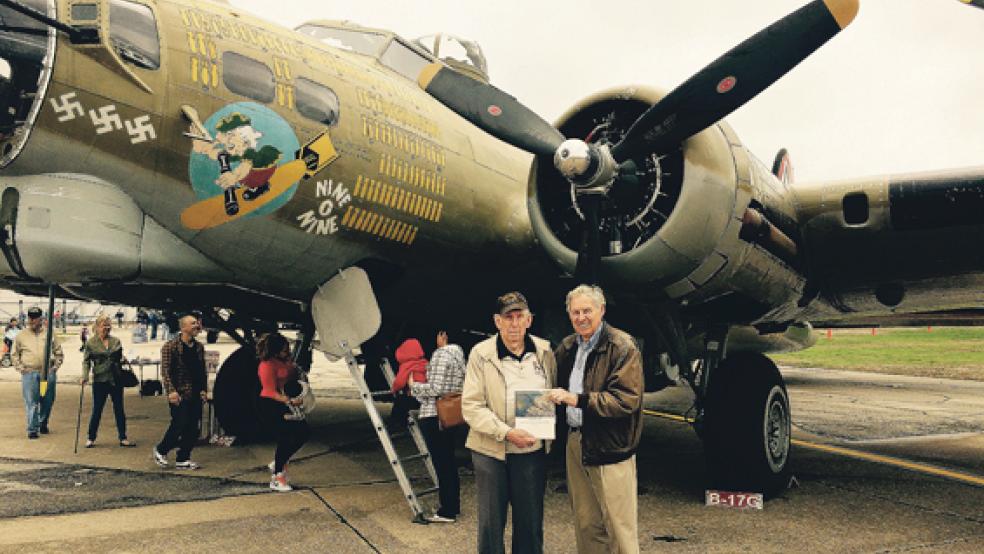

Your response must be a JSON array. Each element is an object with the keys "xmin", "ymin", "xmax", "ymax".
[{"xmin": 793, "ymin": 167, "xmax": 984, "ymax": 324}]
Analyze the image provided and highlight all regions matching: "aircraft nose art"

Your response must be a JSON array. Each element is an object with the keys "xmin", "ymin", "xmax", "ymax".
[{"xmin": 0, "ymin": 0, "xmax": 56, "ymax": 169}]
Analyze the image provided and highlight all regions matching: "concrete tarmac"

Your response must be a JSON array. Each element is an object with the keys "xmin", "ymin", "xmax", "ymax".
[{"xmin": 1, "ymin": 335, "xmax": 983, "ymax": 552}]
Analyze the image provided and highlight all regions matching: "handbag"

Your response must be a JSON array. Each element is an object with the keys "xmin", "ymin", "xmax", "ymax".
[
  {"xmin": 116, "ymin": 360, "xmax": 139, "ymax": 388},
  {"xmin": 436, "ymin": 392, "xmax": 465, "ymax": 430}
]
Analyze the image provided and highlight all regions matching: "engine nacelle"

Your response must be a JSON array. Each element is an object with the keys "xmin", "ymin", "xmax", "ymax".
[
  {"xmin": 0, "ymin": 174, "xmax": 229, "ymax": 284},
  {"xmin": 530, "ymin": 86, "xmax": 741, "ymax": 290},
  {"xmin": 529, "ymin": 86, "xmax": 808, "ymax": 325}
]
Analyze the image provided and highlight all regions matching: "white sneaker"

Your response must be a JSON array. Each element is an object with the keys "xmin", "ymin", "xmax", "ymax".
[
  {"xmin": 424, "ymin": 513, "xmax": 456, "ymax": 524},
  {"xmin": 270, "ymin": 472, "xmax": 292, "ymax": 492},
  {"xmin": 175, "ymin": 460, "xmax": 200, "ymax": 470},
  {"xmin": 152, "ymin": 448, "xmax": 168, "ymax": 468}
]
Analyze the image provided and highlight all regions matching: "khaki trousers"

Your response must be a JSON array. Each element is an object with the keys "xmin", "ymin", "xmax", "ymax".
[{"xmin": 566, "ymin": 431, "xmax": 639, "ymax": 554}]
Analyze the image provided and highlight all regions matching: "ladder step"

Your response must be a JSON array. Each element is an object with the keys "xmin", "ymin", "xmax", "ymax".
[
  {"xmin": 399, "ymin": 452, "xmax": 430, "ymax": 463},
  {"xmin": 414, "ymin": 486, "xmax": 439, "ymax": 497},
  {"xmin": 369, "ymin": 390, "xmax": 393, "ymax": 398}
]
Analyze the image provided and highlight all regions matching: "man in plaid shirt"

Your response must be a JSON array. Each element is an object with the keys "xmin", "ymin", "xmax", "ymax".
[
  {"xmin": 152, "ymin": 314, "xmax": 207, "ymax": 470},
  {"xmin": 410, "ymin": 331, "xmax": 466, "ymax": 523}
]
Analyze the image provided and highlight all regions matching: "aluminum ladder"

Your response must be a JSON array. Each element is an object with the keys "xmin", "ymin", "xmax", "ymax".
[{"xmin": 339, "ymin": 340, "xmax": 438, "ymax": 523}]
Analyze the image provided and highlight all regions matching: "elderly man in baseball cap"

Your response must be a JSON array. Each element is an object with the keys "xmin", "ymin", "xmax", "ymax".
[
  {"xmin": 13, "ymin": 307, "xmax": 63, "ymax": 439},
  {"xmin": 461, "ymin": 292, "xmax": 557, "ymax": 553}
]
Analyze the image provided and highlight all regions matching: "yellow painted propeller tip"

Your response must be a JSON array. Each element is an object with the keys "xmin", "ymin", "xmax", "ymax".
[
  {"xmin": 824, "ymin": 0, "xmax": 860, "ymax": 29},
  {"xmin": 40, "ymin": 381, "xmax": 47, "ymax": 397}
]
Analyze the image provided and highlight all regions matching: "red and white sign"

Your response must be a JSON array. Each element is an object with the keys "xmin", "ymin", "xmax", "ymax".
[{"xmin": 705, "ymin": 490, "xmax": 763, "ymax": 510}]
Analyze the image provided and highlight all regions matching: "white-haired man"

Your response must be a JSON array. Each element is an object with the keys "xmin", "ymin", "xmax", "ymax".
[{"xmin": 548, "ymin": 285, "xmax": 643, "ymax": 554}]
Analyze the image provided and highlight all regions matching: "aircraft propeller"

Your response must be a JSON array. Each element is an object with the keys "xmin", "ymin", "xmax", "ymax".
[{"xmin": 418, "ymin": 0, "xmax": 859, "ymax": 283}]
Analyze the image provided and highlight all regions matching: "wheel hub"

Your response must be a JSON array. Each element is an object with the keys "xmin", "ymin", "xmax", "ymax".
[{"xmin": 764, "ymin": 386, "xmax": 790, "ymax": 472}]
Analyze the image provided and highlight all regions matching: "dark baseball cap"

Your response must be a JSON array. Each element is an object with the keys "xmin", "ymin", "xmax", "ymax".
[
  {"xmin": 27, "ymin": 307, "xmax": 42, "ymax": 319},
  {"xmin": 496, "ymin": 292, "xmax": 529, "ymax": 315}
]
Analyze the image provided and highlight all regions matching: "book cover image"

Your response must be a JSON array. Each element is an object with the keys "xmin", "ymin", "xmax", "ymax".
[{"xmin": 515, "ymin": 389, "xmax": 556, "ymax": 440}]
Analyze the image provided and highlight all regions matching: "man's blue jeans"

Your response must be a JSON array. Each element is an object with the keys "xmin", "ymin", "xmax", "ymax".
[{"xmin": 21, "ymin": 371, "xmax": 57, "ymax": 433}]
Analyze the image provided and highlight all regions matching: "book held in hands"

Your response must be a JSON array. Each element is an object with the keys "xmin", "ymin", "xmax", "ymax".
[{"xmin": 515, "ymin": 389, "xmax": 556, "ymax": 440}]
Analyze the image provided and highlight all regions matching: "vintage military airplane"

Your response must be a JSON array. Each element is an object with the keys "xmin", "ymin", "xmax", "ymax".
[{"xmin": 0, "ymin": 0, "xmax": 981, "ymax": 498}]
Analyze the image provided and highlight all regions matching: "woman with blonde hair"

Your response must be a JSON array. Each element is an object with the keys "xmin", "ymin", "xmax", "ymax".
[{"xmin": 80, "ymin": 314, "xmax": 134, "ymax": 447}]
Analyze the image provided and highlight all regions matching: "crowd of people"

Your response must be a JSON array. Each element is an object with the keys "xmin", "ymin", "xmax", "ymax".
[
  {"xmin": 14, "ymin": 308, "xmax": 312, "ymax": 493},
  {"xmin": 11, "ymin": 282, "xmax": 643, "ymax": 553}
]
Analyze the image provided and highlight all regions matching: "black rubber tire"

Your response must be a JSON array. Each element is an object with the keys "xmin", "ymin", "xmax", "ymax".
[
  {"xmin": 212, "ymin": 346, "xmax": 269, "ymax": 443},
  {"xmin": 702, "ymin": 352, "xmax": 791, "ymax": 498}
]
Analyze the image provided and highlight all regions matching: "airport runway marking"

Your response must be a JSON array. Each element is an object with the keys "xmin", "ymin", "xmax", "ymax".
[{"xmin": 643, "ymin": 409, "xmax": 984, "ymax": 488}]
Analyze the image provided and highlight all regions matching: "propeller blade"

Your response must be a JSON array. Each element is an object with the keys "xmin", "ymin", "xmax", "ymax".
[
  {"xmin": 611, "ymin": 0, "xmax": 859, "ymax": 162},
  {"xmin": 418, "ymin": 63, "xmax": 565, "ymax": 158},
  {"xmin": 573, "ymin": 196, "xmax": 602, "ymax": 284}
]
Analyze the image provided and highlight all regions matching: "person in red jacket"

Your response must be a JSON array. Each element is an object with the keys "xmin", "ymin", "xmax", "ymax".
[
  {"xmin": 257, "ymin": 332, "xmax": 310, "ymax": 492},
  {"xmin": 388, "ymin": 338, "xmax": 427, "ymax": 432}
]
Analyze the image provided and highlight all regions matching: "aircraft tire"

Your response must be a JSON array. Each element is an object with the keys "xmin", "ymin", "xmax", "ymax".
[
  {"xmin": 702, "ymin": 351, "xmax": 791, "ymax": 499},
  {"xmin": 213, "ymin": 345, "xmax": 268, "ymax": 443}
]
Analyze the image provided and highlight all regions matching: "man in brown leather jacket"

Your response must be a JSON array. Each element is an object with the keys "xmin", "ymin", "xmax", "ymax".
[{"xmin": 548, "ymin": 285, "xmax": 643, "ymax": 554}]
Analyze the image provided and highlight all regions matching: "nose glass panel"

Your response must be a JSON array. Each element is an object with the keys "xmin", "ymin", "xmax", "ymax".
[{"xmin": 0, "ymin": 0, "xmax": 56, "ymax": 167}]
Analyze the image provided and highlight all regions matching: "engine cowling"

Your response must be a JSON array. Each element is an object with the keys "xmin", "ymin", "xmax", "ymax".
[
  {"xmin": 530, "ymin": 86, "xmax": 739, "ymax": 289},
  {"xmin": 529, "ymin": 86, "xmax": 808, "ymax": 324}
]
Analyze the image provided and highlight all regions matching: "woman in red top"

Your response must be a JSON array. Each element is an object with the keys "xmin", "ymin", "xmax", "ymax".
[{"xmin": 257, "ymin": 332, "xmax": 310, "ymax": 492}]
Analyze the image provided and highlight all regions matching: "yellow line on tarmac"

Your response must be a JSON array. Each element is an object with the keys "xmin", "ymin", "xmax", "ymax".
[
  {"xmin": 789, "ymin": 440, "xmax": 984, "ymax": 487},
  {"xmin": 643, "ymin": 409, "xmax": 691, "ymax": 423},
  {"xmin": 643, "ymin": 409, "xmax": 984, "ymax": 488}
]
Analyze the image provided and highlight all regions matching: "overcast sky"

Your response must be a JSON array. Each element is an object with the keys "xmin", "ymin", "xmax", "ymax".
[{"xmin": 230, "ymin": 0, "xmax": 984, "ymax": 183}]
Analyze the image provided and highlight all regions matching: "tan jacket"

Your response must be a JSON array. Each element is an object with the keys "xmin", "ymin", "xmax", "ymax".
[
  {"xmin": 13, "ymin": 327, "xmax": 64, "ymax": 375},
  {"xmin": 462, "ymin": 334, "xmax": 556, "ymax": 461}
]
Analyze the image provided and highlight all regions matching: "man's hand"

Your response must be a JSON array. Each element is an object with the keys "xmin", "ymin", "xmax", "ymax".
[
  {"xmin": 547, "ymin": 388, "xmax": 578, "ymax": 407},
  {"xmin": 505, "ymin": 428, "xmax": 537, "ymax": 449},
  {"xmin": 167, "ymin": 391, "xmax": 180, "ymax": 405},
  {"xmin": 436, "ymin": 331, "xmax": 448, "ymax": 348}
]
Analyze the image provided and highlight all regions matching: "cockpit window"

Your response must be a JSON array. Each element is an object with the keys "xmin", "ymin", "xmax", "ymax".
[
  {"xmin": 296, "ymin": 78, "xmax": 340, "ymax": 126},
  {"xmin": 414, "ymin": 34, "xmax": 488, "ymax": 81},
  {"xmin": 222, "ymin": 52, "xmax": 275, "ymax": 103},
  {"xmin": 379, "ymin": 41, "xmax": 430, "ymax": 81},
  {"xmin": 109, "ymin": 0, "xmax": 159, "ymax": 70},
  {"xmin": 296, "ymin": 25, "xmax": 387, "ymax": 57}
]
